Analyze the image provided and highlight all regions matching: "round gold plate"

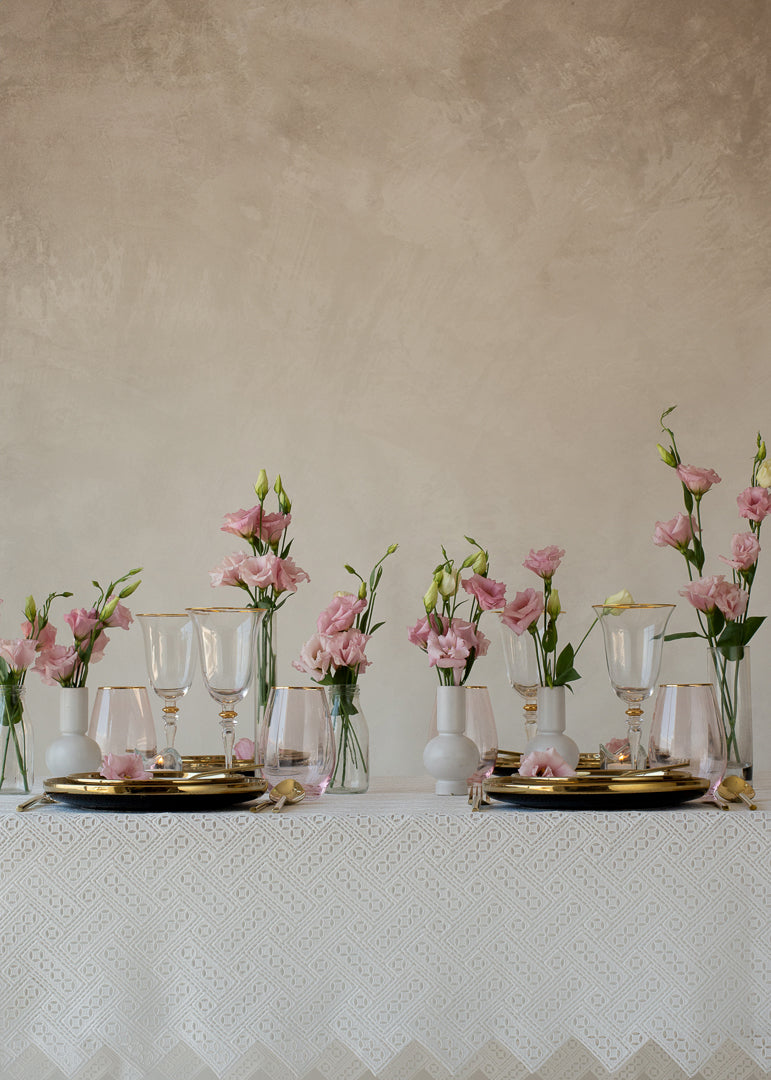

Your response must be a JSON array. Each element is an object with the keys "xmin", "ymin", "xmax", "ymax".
[
  {"xmin": 43, "ymin": 772, "xmax": 267, "ymax": 811},
  {"xmin": 486, "ymin": 769, "xmax": 709, "ymax": 810}
]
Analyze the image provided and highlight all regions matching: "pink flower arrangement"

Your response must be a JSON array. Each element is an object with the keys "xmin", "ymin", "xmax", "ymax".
[
  {"xmin": 294, "ymin": 544, "xmax": 397, "ymax": 686},
  {"xmin": 30, "ymin": 569, "xmax": 141, "ymax": 688},
  {"xmin": 100, "ymin": 753, "xmax": 151, "ymax": 781},
  {"xmin": 0, "ymin": 589, "xmax": 74, "ymax": 690},
  {"xmin": 656, "ymin": 406, "xmax": 766, "ymax": 654},
  {"xmin": 409, "ymin": 539, "xmax": 501, "ymax": 686},
  {"xmin": 499, "ymin": 547, "xmax": 596, "ymax": 687}
]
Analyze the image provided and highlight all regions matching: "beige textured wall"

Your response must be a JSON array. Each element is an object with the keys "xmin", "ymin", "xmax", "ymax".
[{"xmin": 2, "ymin": 0, "xmax": 770, "ymax": 774}]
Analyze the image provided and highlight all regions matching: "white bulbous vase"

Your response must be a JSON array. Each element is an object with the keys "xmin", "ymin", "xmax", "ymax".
[
  {"xmin": 525, "ymin": 686, "xmax": 580, "ymax": 769},
  {"xmin": 45, "ymin": 687, "xmax": 103, "ymax": 776},
  {"xmin": 423, "ymin": 685, "xmax": 479, "ymax": 795}
]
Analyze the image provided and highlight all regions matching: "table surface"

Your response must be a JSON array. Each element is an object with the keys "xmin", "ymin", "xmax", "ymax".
[{"xmin": 1, "ymin": 775, "xmax": 769, "ymax": 1080}]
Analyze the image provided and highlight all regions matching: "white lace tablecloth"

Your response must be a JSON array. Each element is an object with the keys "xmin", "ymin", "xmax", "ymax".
[{"xmin": 0, "ymin": 776, "xmax": 769, "ymax": 1080}]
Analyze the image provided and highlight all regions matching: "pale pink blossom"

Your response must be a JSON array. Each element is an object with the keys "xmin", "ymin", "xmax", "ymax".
[
  {"xmin": 523, "ymin": 546, "xmax": 565, "ymax": 579},
  {"xmin": 407, "ymin": 614, "xmax": 449, "ymax": 648},
  {"xmin": 461, "ymin": 574, "xmax": 507, "ymax": 611},
  {"xmin": 104, "ymin": 598, "xmax": 133, "ymax": 630},
  {"xmin": 327, "ymin": 628, "xmax": 371, "ymax": 671},
  {"xmin": 500, "ymin": 589, "xmax": 545, "ymax": 636},
  {"xmin": 518, "ymin": 749, "xmax": 576, "ymax": 778},
  {"xmin": 238, "ymin": 553, "xmax": 281, "ymax": 590},
  {"xmin": 317, "ymin": 594, "xmax": 366, "ymax": 635},
  {"xmin": 715, "ymin": 581, "xmax": 748, "ymax": 621},
  {"xmin": 22, "ymin": 619, "xmax": 57, "ymax": 650},
  {"xmin": 100, "ymin": 753, "xmax": 151, "ymax": 781},
  {"xmin": 34, "ymin": 644, "xmax": 79, "ymax": 685},
  {"xmin": 0, "ymin": 638, "xmax": 38, "ymax": 672},
  {"xmin": 233, "ymin": 737, "xmax": 255, "ymax": 761},
  {"xmin": 737, "ymin": 486, "xmax": 771, "ymax": 523},
  {"xmin": 209, "ymin": 552, "xmax": 249, "ymax": 588},
  {"xmin": 221, "ymin": 506, "xmax": 291, "ymax": 545},
  {"xmin": 676, "ymin": 464, "xmax": 722, "ymax": 495},
  {"xmin": 292, "ymin": 634, "xmax": 334, "ymax": 680},
  {"xmin": 64, "ymin": 608, "xmax": 100, "ymax": 641},
  {"xmin": 88, "ymin": 631, "xmax": 110, "ymax": 664},
  {"xmin": 653, "ymin": 513, "xmax": 698, "ymax": 550},
  {"xmin": 451, "ymin": 619, "xmax": 490, "ymax": 658},
  {"xmin": 678, "ymin": 576, "xmax": 726, "ymax": 613},
  {"xmin": 719, "ymin": 532, "xmax": 761, "ymax": 571},
  {"xmin": 426, "ymin": 627, "xmax": 471, "ymax": 682},
  {"xmin": 272, "ymin": 556, "xmax": 310, "ymax": 593}
]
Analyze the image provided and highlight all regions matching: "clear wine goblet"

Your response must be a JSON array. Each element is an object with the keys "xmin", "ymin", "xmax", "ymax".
[
  {"xmin": 187, "ymin": 607, "xmax": 265, "ymax": 769},
  {"xmin": 137, "ymin": 614, "xmax": 197, "ymax": 769},
  {"xmin": 499, "ymin": 624, "xmax": 539, "ymax": 745},
  {"xmin": 592, "ymin": 603, "xmax": 675, "ymax": 770}
]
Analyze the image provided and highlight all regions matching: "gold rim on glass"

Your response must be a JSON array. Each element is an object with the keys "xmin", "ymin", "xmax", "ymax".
[
  {"xmin": 592, "ymin": 603, "xmax": 677, "ymax": 609},
  {"xmin": 185, "ymin": 607, "xmax": 269, "ymax": 613},
  {"xmin": 136, "ymin": 613, "xmax": 191, "ymax": 618}
]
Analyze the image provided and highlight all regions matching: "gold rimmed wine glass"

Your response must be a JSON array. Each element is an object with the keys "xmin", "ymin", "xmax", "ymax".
[
  {"xmin": 137, "ymin": 613, "xmax": 197, "ymax": 769},
  {"xmin": 592, "ymin": 603, "xmax": 675, "ymax": 769},
  {"xmin": 499, "ymin": 624, "xmax": 539, "ymax": 745},
  {"xmin": 187, "ymin": 607, "xmax": 266, "ymax": 769}
]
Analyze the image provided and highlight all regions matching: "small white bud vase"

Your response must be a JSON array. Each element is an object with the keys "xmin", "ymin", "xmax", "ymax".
[
  {"xmin": 45, "ymin": 687, "xmax": 103, "ymax": 776},
  {"xmin": 423, "ymin": 686, "xmax": 479, "ymax": 795},
  {"xmin": 527, "ymin": 686, "xmax": 580, "ymax": 769}
]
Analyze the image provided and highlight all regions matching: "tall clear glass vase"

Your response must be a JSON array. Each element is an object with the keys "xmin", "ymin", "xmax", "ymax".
[
  {"xmin": 328, "ymin": 684, "xmax": 369, "ymax": 794},
  {"xmin": 0, "ymin": 686, "xmax": 33, "ymax": 795},
  {"xmin": 253, "ymin": 611, "xmax": 277, "ymax": 752},
  {"xmin": 708, "ymin": 645, "xmax": 752, "ymax": 781}
]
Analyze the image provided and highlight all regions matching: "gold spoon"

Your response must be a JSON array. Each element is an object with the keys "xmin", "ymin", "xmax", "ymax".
[
  {"xmin": 718, "ymin": 775, "xmax": 757, "ymax": 809},
  {"xmin": 16, "ymin": 793, "xmax": 55, "ymax": 812},
  {"xmin": 250, "ymin": 778, "xmax": 306, "ymax": 813}
]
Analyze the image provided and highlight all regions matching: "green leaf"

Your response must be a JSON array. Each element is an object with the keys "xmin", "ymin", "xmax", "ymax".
[
  {"xmin": 554, "ymin": 668, "xmax": 581, "ymax": 686},
  {"xmin": 660, "ymin": 405, "xmax": 677, "ymax": 423},
  {"xmin": 664, "ymin": 631, "xmax": 704, "ymax": 642},
  {"xmin": 367, "ymin": 620, "xmax": 385, "ymax": 635},
  {"xmin": 464, "ymin": 535, "xmax": 478, "ymax": 547}
]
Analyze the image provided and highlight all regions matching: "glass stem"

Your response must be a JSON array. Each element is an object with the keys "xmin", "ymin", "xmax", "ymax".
[
  {"xmin": 626, "ymin": 708, "xmax": 644, "ymax": 769},
  {"xmin": 163, "ymin": 703, "xmax": 179, "ymax": 748},
  {"xmin": 220, "ymin": 710, "xmax": 237, "ymax": 769}
]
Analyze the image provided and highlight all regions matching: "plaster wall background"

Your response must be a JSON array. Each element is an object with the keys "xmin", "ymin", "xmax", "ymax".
[{"xmin": 2, "ymin": 0, "xmax": 770, "ymax": 775}]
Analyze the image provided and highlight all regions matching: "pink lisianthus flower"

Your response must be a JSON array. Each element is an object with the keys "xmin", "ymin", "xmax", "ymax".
[
  {"xmin": 407, "ymin": 614, "xmax": 449, "ymax": 648},
  {"xmin": 104, "ymin": 598, "xmax": 133, "ymax": 630},
  {"xmin": 518, "ymin": 749, "xmax": 576, "ymax": 778},
  {"xmin": 209, "ymin": 552, "xmax": 249, "ymax": 588},
  {"xmin": 270, "ymin": 555, "xmax": 311, "ymax": 594},
  {"xmin": 676, "ymin": 464, "xmax": 722, "ymax": 495},
  {"xmin": 461, "ymin": 574, "xmax": 507, "ymax": 611},
  {"xmin": 523, "ymin": 546, "xmax": 565, "ymax": 580},
  {"xmin": 292, "ymin": 634, "xmax": 334, "ymax": 680},
  {"xmin": 33, "ymin": 644, "xmax": 79, "ymax": 685},
  {"xmin": 452, "ymin": 618, "xmax": 490, "ymax": 658},
  {"xmin": 233, "ymin": 737, "xmax": 255, "ymax": 761},
  {"xmin": 499, "ymin": 589, "xmax": 545, "ymax": 636},
  {"xmin": 425, "ymin": 626, "xmax": 471, "ymax": 682},
  {"xmin": 719, "ymin": 532, "xmax": 761, "ymax": 571},
  {"xmin": 653, "ymin": 513, "xmax": 698, "ymax": 550},
  {"xmin": 239, "ymin": 553, "xmax": 281, "ymax": 589},
  {"xmin": 21, "ymin": 618, "xmax": 57, "ymax": 650},
  {"xmin": 100, "ymin": 753, "xmax": 151, "ymax": 781},
  {"xmin": 0, "ymin": 638, "xmax": 38, "ymax": 672},
  {"xmin": 678, "ymin": 575, "xmax": 726, "ymax": 613},
  {"xmin": 64, "ymin": 607, "xmax": 100, "ymax": 641},
  {"xmin": 317, "ymin": 594, "xmax": 366, "ymax": 635},
  {"xmin": 221, "ymin": 506, "xmax": 291, "ymax": 545},
  {"xmin": 88, "ymin": 631, "xmax": 110, "ymax": 664},
  {"xmin": 715, "ymin": 580, "xmax": 748, "ymax": 621},
  {"xmin": 737, "ymin": 486, "xmax": 771, "ymax": 523},
  {"xmin": 327, "ymin": 628, "xmax": 371, "ymax": 671}
]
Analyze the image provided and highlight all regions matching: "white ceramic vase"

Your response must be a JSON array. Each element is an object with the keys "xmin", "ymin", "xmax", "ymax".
[
  {"xmin": 45, "ymin": 687, "xmax": 103, "ymax": 776},
  {"xmin": 525, "ymin": 686, "xmax": 580, "ymax": 769},
  {"xmin": 423, "ymin": 685, "xmax": 479, "ymax": 795}
]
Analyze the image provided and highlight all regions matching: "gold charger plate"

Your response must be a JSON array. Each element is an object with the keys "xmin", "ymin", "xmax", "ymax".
[
  {"xmin": 179, "ymin": 755, "xmax": 257, "ymax": 776},
  {"xmin": 485, "ymin": 770, "xmax": 709, "ymax": 810},
  {"xmin": 495, "ymin": 750, "xmax": 602, "ymax": 775},
  {"xmin": 44, "ymin": 772, "xmax": 268, "ymax": 811}
]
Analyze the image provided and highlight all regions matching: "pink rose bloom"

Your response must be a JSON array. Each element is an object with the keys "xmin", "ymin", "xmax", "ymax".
[
  {"xmin": 271, "ymin": 556, "xmax": 310, "ymax": 594},
  {"xmin": 104, "ymin": 597, "xmax": 133, "ymax": 630},
  {"xmin": 407, "ymin": 615, "xmax": 449, "ymax": 648},
  {"xmin": 719, "ymin": 532, "xmax": 761, "ymax": 571},
  {"xmin": 737, "ymin": 486, "xmax": 771, "ymax": 523},
  {"xmin": 461, "ymin": 574, "xmax": 507, "ymax": 611},
  {"xmin": 233, "ymin": 737, "xmax": 255, "ymax": 761},
  {"xmin": 426, "ymin": 627, "xmax": 470, "ymax": 682},
  {"xmin": 652, "ymin": 513, "xmax": 698, "ymax": 549},
  {"xmin": 292, "ymin": 634, "xmax": 334, "ymax": 680},
  {"xmin": 518, "ymin": 749, "xmax": 576, "ymax": 778},
  {"xmin": 34, "ymin": 644, "xmax": 79, "ymax": 685},
  {"xmin": 221, "ymin": 506, "xmax": 291, "ymax": 545},
  {"xmin": 0, "ymin": 638, "xmax": 38, "ymax": 672},
  {"xmin": 64, "ymin": 607, "xmax": 100, "ymax": 641},
  {"xmin": 317, "ymin": 594, "xmax": 367, "ymax": 634},
  {"xmin": 452, "ymin": 618, "xmax": 490, "ymax": 658},
  {"xmin": 100, "ymin": 753, "xmax": 151, "ymax": 781},
  {"xmin": 500, "ymin": 589, "xmax": 545, "ymax": 636},
  {"xmin": 327, "ymin": 628, "xmax": 371, "ymax": 671},
  {"xmin": 209, "ymin": 552, "xmax": 249, "ymax": 588},
  {"xmin": 676, "ymin": 464, "xmax": 722, "ymax": 495},
  {"xmin": 678, "ymin": 575, "xmax": 727, "ymax": 613},
  {"xmin": 715, "ymin": 581, "xmax": 749, "ymax": 621},
  {"xmin": 523, "ymin": 546, "xmax": 565, "ymax": 579}
]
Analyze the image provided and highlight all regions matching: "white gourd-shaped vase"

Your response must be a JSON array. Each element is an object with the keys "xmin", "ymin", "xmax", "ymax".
[
  {"xmin": 45, "ymin": 687, "xmax": 103, "ymax": 776},
  {"xmin": 423, "ymin": 685, "xmax": 479, "ymax": 795},
  {"xmin": 525, "ymin": 685, "xmax": 580, "ymax": 769}
]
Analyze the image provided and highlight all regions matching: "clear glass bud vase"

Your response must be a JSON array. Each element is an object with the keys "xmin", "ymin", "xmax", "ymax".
[
  {"xmin": 709, "ymin": 645, "xmax": 752, "ymax": 780},
  {"xmin": 328, "ymin": 685, "xmax": 369, "ymax": 794},
  {"xmin": 0, "ymin": 686, "xmax": 33, "ymax": 794},
  {"xmin": 254, "ymin": 610, "xmax": 277, "ymax": 744}
]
